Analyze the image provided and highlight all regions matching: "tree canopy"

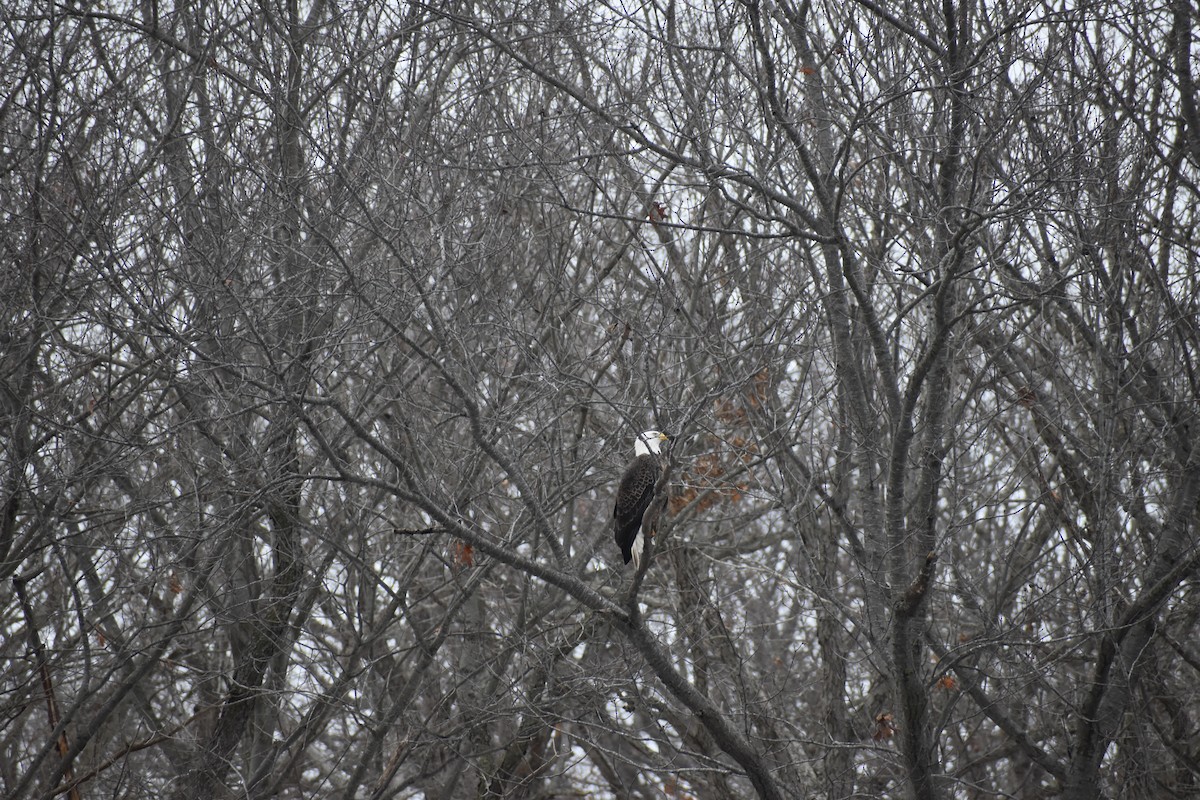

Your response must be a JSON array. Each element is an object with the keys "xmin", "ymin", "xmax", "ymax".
[{"xmin": 3, "ymin": 1, "xmax": 1200, "ymax": 798}]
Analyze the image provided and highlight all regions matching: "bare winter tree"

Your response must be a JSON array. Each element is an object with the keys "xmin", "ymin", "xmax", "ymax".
[{"xmin": 2, "ymin": 1, "xmax": 1199, "ymax": 799}]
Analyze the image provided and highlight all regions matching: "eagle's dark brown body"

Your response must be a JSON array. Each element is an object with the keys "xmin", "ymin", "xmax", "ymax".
[{"xmin": 614, "ymin": 453, "xmax": 659, "ymax": 565}]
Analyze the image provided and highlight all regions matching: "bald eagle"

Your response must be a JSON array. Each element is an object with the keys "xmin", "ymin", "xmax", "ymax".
[{"xmin": 614, "ymin": 430, "xmax": 670, "ymax": 569}]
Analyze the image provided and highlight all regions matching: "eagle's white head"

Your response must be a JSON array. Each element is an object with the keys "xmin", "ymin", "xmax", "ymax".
[{"xmin": 634, "ymin": 430, "xmax": 670, "ymax": 457}]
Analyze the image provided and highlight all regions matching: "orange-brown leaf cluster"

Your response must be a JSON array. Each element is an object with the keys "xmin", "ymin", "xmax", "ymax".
[
  {"xmin": 451, "ymin": 541, "xmax": 474, "ymax": 570},
  {"xmin": 673, "ymin": 450, "xmax": 750, "ymax": 513},
  {"xmin": 873, "ymin": 712, "xmax": 896, "ymax": 741},
  {"xmin": 747, "ymin": 369, "xmax": 771, "ymax": 408},
  {"xmin": 715, "ymin": 396, "xmax": 747, "ymax": 424},
  {"xmin": 693, "ymin": 452, "xmax": 726, "ymax": 479},
  {"xmin": 664, "ymin": 776, "xmax": 695, "ymax": 800}
]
